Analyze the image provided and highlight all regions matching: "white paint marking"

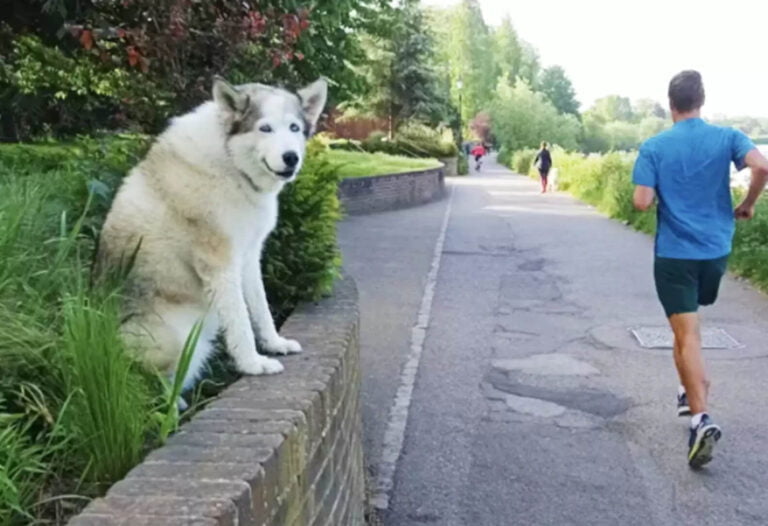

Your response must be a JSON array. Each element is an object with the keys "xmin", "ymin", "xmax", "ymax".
[{"xmin": 370, "ymin": 185, "xmax": 456, "ymax": 511}]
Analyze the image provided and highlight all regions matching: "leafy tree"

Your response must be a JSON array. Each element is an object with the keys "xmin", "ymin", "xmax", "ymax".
[
  {"xmin": 634, "ymin": 98, "xmax": 667, "ymax": 120},
  {"xmin": 492, "ymin": 17, "xmax": 524, "ymax": 84},
  {"xmin": 538, "ymin": 65, "xmax": 579, "ymax": 115},
  {"xmin": 587, "ymin": 95, "xmax": 634, "ymax": 123},
  {"xmin": 346, "ymin": 0, "xmax": 452, "ymax": 134},
  {"xmin": 390, "ymin": 1, "xmax": 452, "ymax": 126},
  {"xmin": 432, "ymin": 0, "xmax": 497, "ymax": 123},
  {"xmin": 638, "ymin": 116, "xmax": 668, "ymax": 139},
  {"xmin": 490, "ymin": 77, "xmax": 581, "ymax": 152},
  {"xmin": 602, "ymin": 120, "xmax": 640, "ymax": 151},
  {"xmin": 0, "ymin": 0, "xmax": 390, "ymax": 139},
  {"xmin": 518, "ymin": 41, "xmax": 541, "ymax": 88}
]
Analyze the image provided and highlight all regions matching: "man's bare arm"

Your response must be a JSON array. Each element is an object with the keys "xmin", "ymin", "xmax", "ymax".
[
  {"xmin": 735, "ymin": 148, "xmax": 768, "ymax": 219},
  {"xmin": 633, "ymin": 185, "xmax": 655, "ymax": 211}
]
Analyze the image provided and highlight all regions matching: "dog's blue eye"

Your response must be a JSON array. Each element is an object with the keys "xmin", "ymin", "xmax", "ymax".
[
  {"xmin": 290, "ymin": 123, "xmax": 301, "ymax": 133},
  {"xmin": 259, "ymin": 124, "xmax": 273, "ymax": 133}
]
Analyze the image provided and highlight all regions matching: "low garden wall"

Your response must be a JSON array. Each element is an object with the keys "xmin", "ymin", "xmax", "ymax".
[
  {"xmin": 338, "ymin": 165, "xmax": 446, "ymax": 215},
  {"xmin": 69, "ymin": 274, "xmax": 364, "ymax": 526}
]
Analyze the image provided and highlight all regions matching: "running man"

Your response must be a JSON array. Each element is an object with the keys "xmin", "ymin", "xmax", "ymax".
[
  {"xmin": 534, "ymin": 142, "xmax": 552, "ymax": 193},
  {"xmin": 632, "ymin": 70, "xmax": 768, "ymax": 468}
]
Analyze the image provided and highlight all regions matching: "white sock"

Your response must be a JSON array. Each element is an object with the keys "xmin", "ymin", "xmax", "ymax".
[
  {"xmin": 678, "ymin": 385, "xmax": 686, "ymax": 397},
  {"xmin": 691, "ymin": 412, "xmax": 707, "ymax": 428}
]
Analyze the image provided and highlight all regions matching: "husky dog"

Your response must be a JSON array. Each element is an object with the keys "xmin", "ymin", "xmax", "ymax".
[{"xmin": 97, "ymin": 76, "xmax": 328, "ymax": 390}]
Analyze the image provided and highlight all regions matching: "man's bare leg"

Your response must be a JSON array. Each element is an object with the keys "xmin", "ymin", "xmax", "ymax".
[{"xmin": 669, "ymin": 312, "xmax": 709, "ymax": 414}]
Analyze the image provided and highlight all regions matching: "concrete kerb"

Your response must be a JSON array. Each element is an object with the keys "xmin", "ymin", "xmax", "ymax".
[{"xmin": 69, "ymin": 273, "xmax": 365, "ymax": 526}]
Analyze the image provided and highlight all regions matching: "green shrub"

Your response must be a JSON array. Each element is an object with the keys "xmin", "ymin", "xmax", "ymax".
[
  {"xmin": 731, "ymin": 196, "xmax": 768, "ymax": 290},
  {"xmin": 394, "ymin": 122, "xmax": 457, "ymax": 158},
  {"xmin": 361, "ymin": 131, "xmax": 400, "ymax": 156},
  {"xmin": 457, "ymin": 153, "xmax": 469, "ymax": 175},
  {"xmin": 511, "ymin": 148, "xmax": 537, "ymax": 175},
  {"xmin": 496, "ymin": 147, "xmax": 511, "ymax": 166},
  {"xmin": 355, "ymin": 124, "xmax": 456, "ymax": 159}
]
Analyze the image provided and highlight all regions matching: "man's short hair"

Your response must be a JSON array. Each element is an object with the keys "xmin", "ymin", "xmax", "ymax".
[{"xmin": 668, "ymin": 70, "xmax": 705, "ymax": 112}]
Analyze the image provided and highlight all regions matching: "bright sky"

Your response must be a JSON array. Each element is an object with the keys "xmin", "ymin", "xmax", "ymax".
[{"xmin": 424, "ymin": 0, "xmax": 768, "ymax": 118}]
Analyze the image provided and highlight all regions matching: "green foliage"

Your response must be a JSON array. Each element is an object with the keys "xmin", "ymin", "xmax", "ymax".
[
  {"xmin": 587, "ymin": 95, "xmax": 635, "ymax": 124},
  {"xmin": 1, "ymin": 0, "xmax": 389, "ymax": 139},
  {"xmin": 538, "ymin": 66, "xmax": 579, "ymax": 115},
  {"xmin": 325, "ymin": 149, "xmax": 441, "ymax": 178},
  {"xmin": 0, "ymin": 134, "xmax": 343, "ymax": 521},
  {"xmin": 60, "ymin": 287, "xmax": 156, "ymax": 486},
  {"xmin": 490, "ymin": 79, "xmax": 581, "ymax": 153},
  {"xmin": 496, "ymin": 147, "xmax": 511, "ymax": 166},
  {"xmin": 430, "ymin": 0, "xmax": 498, "ymax": 123},
  {"xmin": 457, "ymin": 153, "xmax": 469, "ymax": 175},
  {"xmin": 730, "ymin": 197, "xmax": 768, "ymax": 290},
  {"xmin": 492, "ymin": 18, "xmax": 527, "ymax": 85},
  {"xmin": 511, "ymin": 149, "xmax": 537, "ymax": 175},
  {"xmin": 0, "ymin": 410, "xmax": 52, "ymax": 525},
  {"xmin": 347, "ymin": 1, "xmax": 452, "ymax": 129},
  {"xmin": 580, "ymin": 97, "xmax": 671, "ymax": 153},
  {"xmin": 353, "ymin": 124, "xmax": 457, "ymax": 159},
  {"xmin": 395, "ymin": 122, "xmax": 458, "ymax": 157},
  {"xmin": 0, "ymin": 35, "xmax": 159, "ymax": 139}
]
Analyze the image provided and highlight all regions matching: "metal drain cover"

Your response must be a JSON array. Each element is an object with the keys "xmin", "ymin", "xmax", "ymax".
[{"xmin": 631, "ymin": 327, "xmax": 741, "ymax": 349}]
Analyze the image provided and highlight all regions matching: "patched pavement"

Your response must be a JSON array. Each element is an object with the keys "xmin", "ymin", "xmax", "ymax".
[{"xmin": 340, "ymin": 156, "xmax": 768, "ymax": 526}]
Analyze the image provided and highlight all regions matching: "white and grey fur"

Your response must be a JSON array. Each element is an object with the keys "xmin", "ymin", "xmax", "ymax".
[{"xmin": 97, "ymin": 77, "xmax": 328, "ymax": 390}]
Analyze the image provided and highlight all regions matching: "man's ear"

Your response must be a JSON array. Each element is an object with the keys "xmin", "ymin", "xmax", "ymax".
[
  {"xmin": 212, "ymin": 76, "xmax": 249, "ymax": 114},
  {"xmin": 297, "ymin": 78, "xmax": 328, "ymax": 134}
]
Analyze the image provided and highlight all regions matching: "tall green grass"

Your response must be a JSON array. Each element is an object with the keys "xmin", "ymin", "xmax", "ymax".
[{"xmin": 0, "ymin": 137, "xmax": 184, "ymax": 523}]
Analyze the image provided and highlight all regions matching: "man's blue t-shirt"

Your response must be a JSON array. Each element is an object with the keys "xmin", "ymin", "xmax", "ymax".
[{"xmin": 632, "ymin": 118, "xmax": 755, "ymax": 260}]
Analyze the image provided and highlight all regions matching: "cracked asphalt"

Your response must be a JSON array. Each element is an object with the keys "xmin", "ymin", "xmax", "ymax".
[{"xmin": 339, "ymin": 155, "xmax": 768, "ymax": 526}]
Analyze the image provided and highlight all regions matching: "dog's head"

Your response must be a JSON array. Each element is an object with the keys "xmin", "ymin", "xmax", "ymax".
[{"xmin": 212, "ymin": 77, "xmax": 327, "ymax": 189}]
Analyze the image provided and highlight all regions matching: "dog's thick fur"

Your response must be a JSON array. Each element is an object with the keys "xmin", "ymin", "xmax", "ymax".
[{"xmin": 97, "ymin": 77, "xmax": 327, "ymax": 389}]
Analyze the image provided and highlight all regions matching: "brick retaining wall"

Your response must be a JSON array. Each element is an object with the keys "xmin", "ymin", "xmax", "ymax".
[
  {"xmin": 69, "ymin": 274, "xmax": 364, "ymax": 526},
  {"xmin": 338, "ymin": 165, "xmax": 445, "ymax": 215}
]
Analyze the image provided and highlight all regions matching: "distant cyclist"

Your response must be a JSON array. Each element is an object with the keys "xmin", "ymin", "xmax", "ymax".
[{"xmin": 471, "ymin": 143, "xmax": 487, "ymax": 171}]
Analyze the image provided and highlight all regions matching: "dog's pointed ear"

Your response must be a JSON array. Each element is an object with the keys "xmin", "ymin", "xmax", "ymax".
[
  {"xmin": 297, "ymin": 78, "xmax": 328, "ymax": 134},
  {"xmin": 212, "ymin": 76, "xmax": 249, "ymax": 114}
]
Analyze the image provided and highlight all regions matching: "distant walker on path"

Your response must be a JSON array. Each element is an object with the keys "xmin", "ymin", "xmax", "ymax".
[
  {"xmin": 471, "ymin": 143, "xmax": 487, "ymax": 172},
  {"xmin": 534, "ymin": 141, "xmax": 552, "ymax": 193},
  {"xmin": 632, "ymin": 70, "xmax": 768, "ymax": 469}
]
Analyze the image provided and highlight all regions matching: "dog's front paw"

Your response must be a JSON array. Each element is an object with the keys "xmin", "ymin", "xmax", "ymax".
[
  {"xmin": 237, "ymin": 356, "xmax": 284, "ymax": 376},
  {"xmin": 262, "ymin": 336, "xmax": 303, "ymax": 355}
]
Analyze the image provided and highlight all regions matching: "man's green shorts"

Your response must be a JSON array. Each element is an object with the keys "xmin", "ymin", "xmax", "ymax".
[{"xmin": 654, "ymin": 255, "xmax": 729, "ymax": 317}]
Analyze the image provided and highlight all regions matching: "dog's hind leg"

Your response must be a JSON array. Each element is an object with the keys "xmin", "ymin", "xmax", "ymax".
[{"xmin": 123, "ymin": 304, "xmax": 218, "ymax": 393}]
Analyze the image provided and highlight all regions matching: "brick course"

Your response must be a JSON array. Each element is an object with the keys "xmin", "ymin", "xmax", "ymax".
[
  {"xmin": 338, "ymin": 166, "xmax": 446, "ymax": 215},
  {"xmin": 69, "ymin": 275, "xmax": 364, "ymax": 526}
]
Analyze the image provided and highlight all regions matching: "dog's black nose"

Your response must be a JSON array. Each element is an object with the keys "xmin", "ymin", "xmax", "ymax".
[{"xmin": 282, "ymin": 151, "xmax": 299, "ymax": 168}]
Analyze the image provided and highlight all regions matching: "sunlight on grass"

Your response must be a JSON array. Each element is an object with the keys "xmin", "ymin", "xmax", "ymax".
[{"xmin": 325, "ymin": 149, "xmax": 441, "ymax": 178}]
